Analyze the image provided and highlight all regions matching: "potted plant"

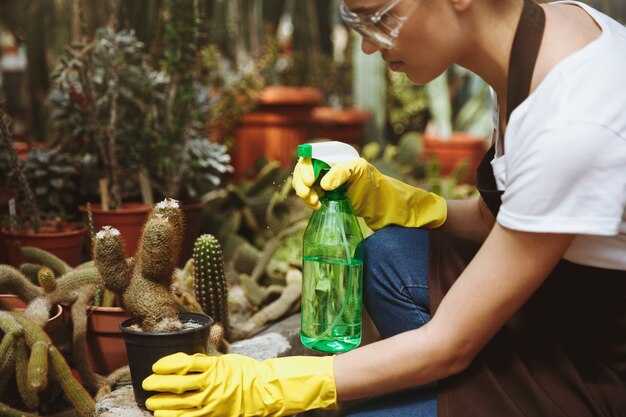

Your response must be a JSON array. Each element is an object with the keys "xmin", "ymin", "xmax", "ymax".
[
  {"xmin": 93, "ymin": 199, "xmax": 213, "ymax": 409},
  {"xmin": 48, "ymin": 24, "xmax": 161, "ymax": 258},
  {"xmin": 135, "ymin": 3, "xmax": 239, "ymax": 264},
  {"xmin": 0, "ymin": 111, "xmax": 87, "ymax": 267},
  {"xmin": 423, "ymin": 65, "xmax": 493, "ymax": 184}
]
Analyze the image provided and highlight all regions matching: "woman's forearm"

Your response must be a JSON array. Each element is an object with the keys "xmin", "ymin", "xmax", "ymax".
[
  {"xmin": 333, "ymin": 323, "xmax": 465, "ymax": 402},
  {"xmin": 439, "ymin": 198, "xmax": 495, "ymax": 243}
]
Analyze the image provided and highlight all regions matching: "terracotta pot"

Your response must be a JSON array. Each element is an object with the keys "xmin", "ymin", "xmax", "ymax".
[
  {"xmin": 179, "ymin": 200, "xmax": 204, "ymax": 267},
  {"xmin": 80, "ymin": 202, "xmax": 152, "ymax": 258},
  {"xmin": 83, "ymin": 306, "xmax": 132, "ymax": 374},
  {"xmin": 422, "ymin": 132, "xmax": 488, "ymax": 185},
  {"xmin": 232, "ymin": 86, "xmax": 323, "ymax": 175},
  {"xmin": 0, "ymin": 294, "xmax": 63, "ymax": 337},
  {"xmin": 1, "ymin": 222, "xmax": 87, "ymax": 268},
  {"xmin": 311, "ymin": 107, "xmax": 371, "ymax": 148}
]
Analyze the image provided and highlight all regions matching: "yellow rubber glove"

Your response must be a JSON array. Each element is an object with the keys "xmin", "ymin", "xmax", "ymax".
[
  {"xmin": 293, "ymin": 157, "xmax": 447, "ymax": 230},
  {"xmin": 142, "ymin": 352, "xmax": 337, "ymax": 417}
]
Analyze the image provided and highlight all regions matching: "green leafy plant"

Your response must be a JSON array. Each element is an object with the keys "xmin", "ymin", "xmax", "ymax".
[
  {"xmin": 425, "ymin": 65, "xmax": 493, "ymax": 140},
  {"xmin": 20, "ymin": 147, "xmax": 79, "ymax": 219},
  {"xmin": 387, "ymin": 71, "xmax": 429, "ymax": 139},
  {"xmin": 49, "ymin": 27, "xmax": 155, "ymax": 209}
]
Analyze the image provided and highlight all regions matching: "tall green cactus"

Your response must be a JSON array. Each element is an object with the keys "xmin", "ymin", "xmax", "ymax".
[
  {"xmin": 193, "ymin": 234, "xmax": 229, "ymax": 339},
  {"xmin": 94, "ymin": 199, "xmax": 183, "ymax": 332}
]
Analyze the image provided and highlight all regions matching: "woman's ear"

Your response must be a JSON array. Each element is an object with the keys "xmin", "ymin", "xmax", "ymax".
[{"xmin": 449, "ymin": 0, "xmax": 473, "ymax": 13}]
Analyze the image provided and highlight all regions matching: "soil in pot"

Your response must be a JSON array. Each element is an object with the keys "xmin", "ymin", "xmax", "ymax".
[{"xmin": 119, "ymin": 312, "xmax": 214, "ymax": 409}]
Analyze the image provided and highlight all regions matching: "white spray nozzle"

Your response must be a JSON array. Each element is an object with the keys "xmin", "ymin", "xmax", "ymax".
[{"xmin": 297, "ymin": 141, "xmax": 359, "ymax": 166}]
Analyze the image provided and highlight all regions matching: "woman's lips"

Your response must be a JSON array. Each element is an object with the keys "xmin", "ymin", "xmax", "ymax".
[{"xmin": 388, "ymin": 61, "xmax": 404, "ymax": 71}]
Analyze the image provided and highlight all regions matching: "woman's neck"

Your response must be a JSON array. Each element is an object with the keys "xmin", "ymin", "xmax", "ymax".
[{"xmin": 456, "ymin": 0, "xmax": 525, "ymax": 102}]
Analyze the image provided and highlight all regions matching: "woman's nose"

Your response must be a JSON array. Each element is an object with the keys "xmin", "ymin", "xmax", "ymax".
[{"xmin": 361, "ymin": 38, "xmax": 382, "ymax": 55}]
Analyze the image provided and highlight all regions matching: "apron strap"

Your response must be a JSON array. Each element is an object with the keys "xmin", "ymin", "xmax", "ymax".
[{"xmin": 476, "ymin": 0, "xmax": 546, "ymax": 218}]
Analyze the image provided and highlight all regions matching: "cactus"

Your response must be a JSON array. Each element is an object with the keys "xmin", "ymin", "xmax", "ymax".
[
  {"xmin": 0, "ymin": 311, "xmax": 95, "ymax": 417},
  {"xmin": 193, "ymin": 234, "xmax": 229, "ymax": 339},
  {"xmin": 71, "ymin": 285, "xmax": 106, "ymax": 391},
  {"xmin": 94, "ymin": 199, "xmax": 184, "ymax": 332},
  {"xmin": 0, "ymin": 265, "xmax": 42, "ymax": 302},
  {"xmin": 19, "ymin": 246, "xmax": 71, "ymax": 276},
  {"xmin": 37, "ymin": 267, "xmax": 57, "ymax": 292}
]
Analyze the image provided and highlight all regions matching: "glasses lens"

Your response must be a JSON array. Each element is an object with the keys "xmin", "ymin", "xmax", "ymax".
[{"xmin": 339, "ymin": 1, "xmax": 403, "ymax": 49}]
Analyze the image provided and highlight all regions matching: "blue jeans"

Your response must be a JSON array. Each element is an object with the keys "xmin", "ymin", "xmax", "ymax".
[{"xmin": 342, "ymin": 226, "xmax": 437, "ymax": 417}]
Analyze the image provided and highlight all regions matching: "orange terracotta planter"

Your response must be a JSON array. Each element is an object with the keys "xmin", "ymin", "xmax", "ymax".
[
  {"xmin": 1, "ymin": 222, "xmax": 87, "ymax": 268},
  {"xmin": 232, "ymin": 86, "xmax": 323, "ymax": 175},
  {"xmin": 179, "ymin": 200, "xmax": 204, "ymax": 267},
  {"xmin": 0, "ymin": 294, "xmax": 63, "ymax": 337},
  {"xmin": 311, "ymin": 107, "xmax": 371, "ymax": 149},
  {"xmin": 422, "ymin": 132, "xmax": 488, "ymax": 185},
  {"xmin": 85, "ymin": 306, "xmax": 132, "ymax": 374},
  {"xmin": 80, "ymin": 202, "xmax": 152, "ymax": 258}
]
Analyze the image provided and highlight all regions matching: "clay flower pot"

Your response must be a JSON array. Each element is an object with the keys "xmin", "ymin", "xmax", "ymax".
[
  {"xmin": 0, "ymin": 294, "xmax": 63, "ymax": 337},
  {"xmin": 79, "ymin": 202, "xmax": 151, "ymax": 257},
  {"xmin": 311, "ymin": 107, "xmax": 371, "ymax": 148},
  {"xmin": 1, "ymin": 221, "xmax": 87, "ymax": 268},
  {"xmin": 86, "ymin": 306, "xmax": 133, "ymax": 374},
  {"xmin": 422, "ymin": 132, "xmax": 488, "ymax": 185},
  {"xmin": 232, "ymin": 86, "xmax": 323, "ymax": 175},
  {"xmin": 119, "ymin": 312, "xmax": 214, "ymax": 409}
]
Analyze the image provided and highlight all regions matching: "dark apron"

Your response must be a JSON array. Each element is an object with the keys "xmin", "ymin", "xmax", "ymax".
[{"xmin": 429, "ymin": 1, "xmax": 626, "ymax": 416}]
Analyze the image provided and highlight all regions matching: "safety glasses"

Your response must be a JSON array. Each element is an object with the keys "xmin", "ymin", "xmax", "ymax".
[{"xmin": 339, "ymin": 0, "xmax": 418, "ymax": 49}]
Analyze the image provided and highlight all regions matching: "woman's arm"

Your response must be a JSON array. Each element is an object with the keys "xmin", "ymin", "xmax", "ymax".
[
  {"xmin": 439, "ymin": 197, "xmax": 496, "ymax": 243},
  {"xmin": 333, "ymin": 223, "xmax": 575, "ymax": 401}
]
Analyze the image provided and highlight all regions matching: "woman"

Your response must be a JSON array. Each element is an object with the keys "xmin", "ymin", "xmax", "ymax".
[{"xmin": 142, "ymin": 1, "xmax": 626, "ymax": 416}]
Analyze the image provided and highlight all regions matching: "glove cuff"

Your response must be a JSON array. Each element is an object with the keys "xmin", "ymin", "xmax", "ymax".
[{"xmin": 263, "ymin": 355, "xmax": 338, "ymax": 414}]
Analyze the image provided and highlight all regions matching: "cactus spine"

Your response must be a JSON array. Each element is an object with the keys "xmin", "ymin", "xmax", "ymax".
[
  {"xmin": 193, "ymin": 234, "xmax": 229, "ymax": 339},
  {"xmin": 94, "ymin": 199, "xmax": 184, "ymax": 332}
]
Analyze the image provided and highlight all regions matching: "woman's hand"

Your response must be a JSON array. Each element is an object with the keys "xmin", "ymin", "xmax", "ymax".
[
  {"xmin": 293, "ymin": 157, "xmax": 447, "ymax": 230},
  {"xmin": 143, "ymin": 353, "xmax": 337, "ymax": 417}
]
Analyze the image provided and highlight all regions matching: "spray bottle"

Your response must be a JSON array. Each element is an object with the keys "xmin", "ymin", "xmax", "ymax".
[{"xmin": 298, "ymin": 141, "xmax": 364, "ymax": 353}]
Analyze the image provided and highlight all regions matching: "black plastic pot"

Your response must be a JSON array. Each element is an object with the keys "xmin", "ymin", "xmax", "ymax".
[{"xmin": 119, "ymin": 312, "xmax": 214, "ymax": 409}]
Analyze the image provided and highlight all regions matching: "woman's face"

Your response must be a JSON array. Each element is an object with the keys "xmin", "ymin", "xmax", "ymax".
[{"xmin": 344, "ymin": 0, "xmax": 468, "ymax": 84}]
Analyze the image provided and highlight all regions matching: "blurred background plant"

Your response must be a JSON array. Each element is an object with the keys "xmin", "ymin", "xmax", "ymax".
[{"xmin": 424, "ymin": 65, "xmax": 493, "ymax": 141}]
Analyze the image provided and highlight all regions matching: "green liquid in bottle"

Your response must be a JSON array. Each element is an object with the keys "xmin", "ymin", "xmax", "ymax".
[
  {"xmin": 301, "ymin": 256, "xmax": 363, "ymax": 352},
  {"xmin": 300, "ymin": 188, "xmax": 363, "ymax": 353}
]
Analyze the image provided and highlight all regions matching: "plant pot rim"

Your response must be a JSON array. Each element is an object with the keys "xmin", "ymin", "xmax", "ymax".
[
  {"xmin": 258, "ymin": 86, "xmax": 323, "ymax": 106},
  {"xmin": 119, "ymin": 312, "xmax": 214, "ymax": 337},
  {"xmin": 87, "ymin": 305, "xmax": 126, "ymax": 313},
  {"xmin": 312, "ymin": 106, "xmax": 371, "ymax": 124},
  {"xmin": 79, "ymin": 202, "xmax": 152, "ymax": 215},
  {"xmin": 0, "ymin": 294, "xmax": 63, "ymax": 323}
]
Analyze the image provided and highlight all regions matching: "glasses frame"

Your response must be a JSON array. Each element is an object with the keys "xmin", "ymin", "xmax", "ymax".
[{"xmin": 339, "ymin": 0, "xmax": 418, "ymax": 49}]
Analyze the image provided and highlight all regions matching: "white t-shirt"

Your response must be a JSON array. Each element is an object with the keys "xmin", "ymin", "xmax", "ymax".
[{"xmin": 491, "ymin": 1, "xmax": 626, "ymax": 271}]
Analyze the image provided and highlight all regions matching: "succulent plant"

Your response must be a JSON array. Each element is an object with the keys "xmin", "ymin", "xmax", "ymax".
[
  {"xmin": 20, "ymin": 147, "xmax": 78, "ymax": 219},
  {"xmin": 182, "ymin": 139, "xmax": 234, "ymax": 200}
]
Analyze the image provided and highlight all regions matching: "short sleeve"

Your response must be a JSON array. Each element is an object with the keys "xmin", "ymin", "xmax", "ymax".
[{"xmin": 497, "ymin": 122, "xmax": 626, "ymax": 236}]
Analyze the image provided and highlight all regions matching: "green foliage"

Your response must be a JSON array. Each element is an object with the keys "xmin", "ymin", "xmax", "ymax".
[
  {"xmin": 362, "ymin": 131, "xmax": 479, "ymax": 200},
  {"xmin": 48, "ymin": 28, "xmax": 156, "ymax": 208},
  {"xmin": 425, "ymin": 65, "xmax": 493, "ymax": 139},
  {"xmin": 20, "ymin": 148, "xmax": 78, "ymax": 219},
  {"xmin": 387, "ymin": 71, "xmax": 429, "ymax": 139}
]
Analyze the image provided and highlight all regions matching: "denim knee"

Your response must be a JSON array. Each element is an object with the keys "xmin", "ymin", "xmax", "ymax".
[{"xmin": 362, "ymin": 226, "xmax": 431, "ymax": 338}]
